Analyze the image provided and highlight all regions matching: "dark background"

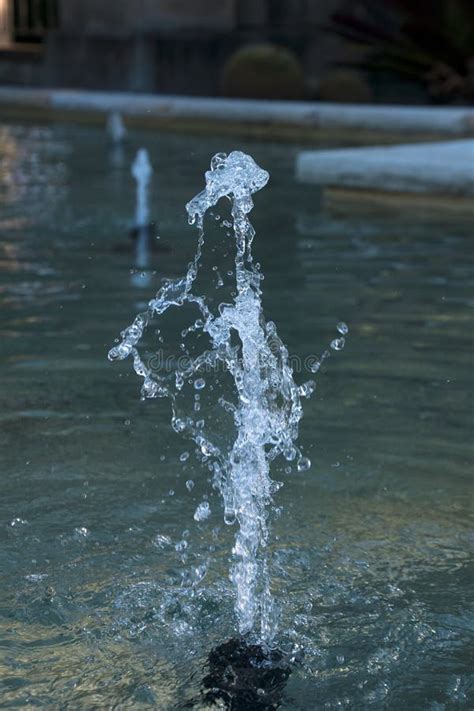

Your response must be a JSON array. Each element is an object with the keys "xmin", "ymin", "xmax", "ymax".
[{"xmin": 1, "ymin": 0, "xmax": 473, "ymax": 105}]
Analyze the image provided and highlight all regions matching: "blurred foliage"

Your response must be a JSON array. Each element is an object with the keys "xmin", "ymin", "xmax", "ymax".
[
  {"xmin": 326, "ymin": 0, "xmax": 474, "ymax": 103},
  {"xmin": 220, "ymin": 44, "xmax": 305, "ymax": 101},
  {"xmin": 318, "ymin": 69, "xmax": 373, "ymax": 103}
]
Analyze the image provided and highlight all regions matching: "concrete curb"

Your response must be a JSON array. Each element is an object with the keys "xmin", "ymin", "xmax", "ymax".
[
  {"xmin": 296, "ymin": 140, "xmax": 474, "ymax": 197},
  {"xmin": 0, "ymin": 86, "xmax": 473, "ymax": 137}
]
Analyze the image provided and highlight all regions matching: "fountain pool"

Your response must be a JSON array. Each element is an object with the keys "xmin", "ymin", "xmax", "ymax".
[{"xmin": 0, "ymin": 118, "xmax": 472, "ymax": 709}]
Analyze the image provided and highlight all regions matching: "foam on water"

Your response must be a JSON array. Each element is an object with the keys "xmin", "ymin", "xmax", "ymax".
[{"xmin": 109, "ymin": 151, "xmax": 318, "ymax": 642}]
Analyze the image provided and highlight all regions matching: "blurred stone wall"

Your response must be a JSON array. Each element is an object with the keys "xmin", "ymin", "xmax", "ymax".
[
  {"xmin": 59, "ymin": 0, "xmax": 237, "ymax": 33},
  {"xmin": 0, "ymin": 0, "xmax": 348, "ymax": 97}
]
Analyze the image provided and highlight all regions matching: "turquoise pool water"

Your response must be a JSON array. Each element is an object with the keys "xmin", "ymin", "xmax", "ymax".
[{"xmin": 0, "ymin": 118, "xmax": 472, "ymax": 709}]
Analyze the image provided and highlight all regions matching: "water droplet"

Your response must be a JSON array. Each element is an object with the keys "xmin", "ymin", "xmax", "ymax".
[
  {"xmin": 25, "ymin": 573, "xmax": 48, "ymax": 582},
  {"xmin": 180, "ymin": 451, "xmax": 190, "ymax": 462},
  {"xmin": 224, "ymin": 509, "xmax": 236, "ymax": 526},
  {"xmin": 198, "ymin": 437, "xmax": 215, "ymax": 456},
  {"xmin": 10, "ymin": 517, "xmax": 28, "ymax": 527},
  {"xmin": 337, "ymin": 321, "xmax": 349, "ymax": 335},
  {"xmin": 194, "ymin": 378, "xmax": 206, "ymax": 390},
  {"xmin": 74, "ymin": 526, "xmax": 89, "ymax": 538},
  {"xmin": 297, "ymin": 457, "xmax": 311, "ymax": 472},
  {"xmin": 171, "ymin": 417, "xmax": 186, "ymax": 433},
  {"xmin": 186, "ymin": 479, "xmax": 194, "ymax": 491},
  {"xmin": 299, "ymin": 380, "xmax": 315, "ymax": 398},
  {"xmin": 210, "ymin": 152, "xmax": 227, "ymax": 170},
  {"xmin": 192, "ymin": 562, "xmax": 208, "ymax": 585},
  {"xmin": 194, "ymin": 501, "xmax": 211, "ymax": 522},
  {"xmin": 330, "ymin": 337, "xmax": 345, "ymax": 351},
  {"xmin": 309, "ymin": 359, "xmax": 321, "ymax": 373},
  {"xmin": 152, "ymin": 533, "xmax": 171, "ymax": 548}
]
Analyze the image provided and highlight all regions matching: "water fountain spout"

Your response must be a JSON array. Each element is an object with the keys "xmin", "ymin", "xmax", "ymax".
[
  {"xmin": 109, "ymin": 150, "xmax": 318, "ymax": 643},
  {"xmin": 202, "ymin": 638, "xmax": 291, "ymax": 709}
]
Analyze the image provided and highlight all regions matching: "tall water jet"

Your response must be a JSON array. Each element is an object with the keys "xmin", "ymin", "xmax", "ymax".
[{"xmin": 109, "ymin": 151, "xmax": 326, "ymax": 642}]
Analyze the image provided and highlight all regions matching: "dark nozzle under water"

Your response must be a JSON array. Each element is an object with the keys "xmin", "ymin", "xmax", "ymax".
[{"xmin": 201, "ymin": 638, "xmax": 291, "ymax": 710}]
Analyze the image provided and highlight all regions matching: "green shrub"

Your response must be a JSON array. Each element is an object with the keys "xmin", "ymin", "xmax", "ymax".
[
  {"xmin": 318, "ymin": 69, "xmax": 373, "ymax": 103},
  {"xmin": 327, "ymin": 0, "xmax": 474, "ymax": 104},
  {"xmin": 220, "ymin": 44, "xmax": 305, "ymax": 100}
]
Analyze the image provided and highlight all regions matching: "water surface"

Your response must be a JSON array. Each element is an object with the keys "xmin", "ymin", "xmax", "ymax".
[{"xmin": 0, "ymin": 119, "xmax": 472, "ymax": 709}]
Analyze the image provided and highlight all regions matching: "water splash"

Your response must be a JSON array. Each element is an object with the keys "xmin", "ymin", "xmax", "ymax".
[
  {"xmin": 109, "ymin": 151, "xmax": 318, "ymax": 642},
  {"xmin": 132, "ymin": 148, "xmax": 152, "ymax": 229}
]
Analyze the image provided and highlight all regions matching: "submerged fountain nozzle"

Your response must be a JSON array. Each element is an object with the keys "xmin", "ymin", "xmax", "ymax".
[{"xmin": 202, "ymin": 638, "xmax": 291, "ymax": 710}]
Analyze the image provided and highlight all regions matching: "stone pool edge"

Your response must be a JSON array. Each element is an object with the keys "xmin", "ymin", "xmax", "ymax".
[
  {"xmin": 296, "ymin": 139, "xmax": 474, "ymax": 213},
  {"xmin": 0, "ymin": 86, "xmax": 474, "ymax": 143}
]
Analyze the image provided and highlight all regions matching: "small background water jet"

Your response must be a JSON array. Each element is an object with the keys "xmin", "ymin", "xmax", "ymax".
[
  {"xmin": 132, "ymin": 148, "xmax": 152, "ymax": 229},
  {"xmin": 109, "ymin": 150, "xmax": 330, "ymax": 645},
  {"xmin": 130, "ymin": 148, "xmax": 153, "ymax": 289},
  {"xmin": 107, "ymin": 111, "xmax": 127, "ymax": 144},
  {"xmin": 107, "ymin": 112, "xmax": 127, "ymax": 172}
]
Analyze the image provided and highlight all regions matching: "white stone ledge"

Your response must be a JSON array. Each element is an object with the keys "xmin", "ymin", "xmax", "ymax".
[
  {"xmin": 0, "ymin": 86, "xmax": 473, "ymax": 136},
  {"xmin": 296, "ymin": 140, "xmax": 474, "ymax": 196}
]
